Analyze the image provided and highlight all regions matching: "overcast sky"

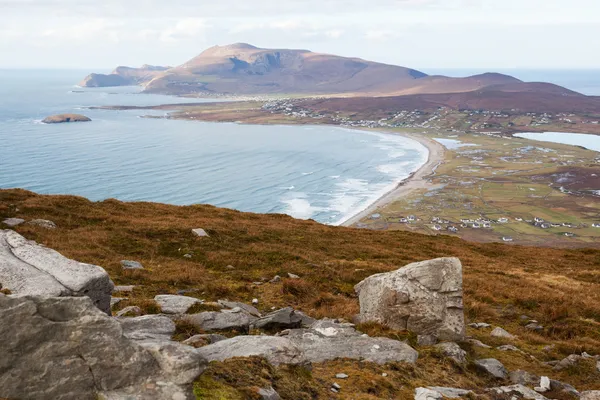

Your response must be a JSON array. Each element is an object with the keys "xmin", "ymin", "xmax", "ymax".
[{"xmin": 1, "ymin": 0, "xmax": 599, "ymax": 70}]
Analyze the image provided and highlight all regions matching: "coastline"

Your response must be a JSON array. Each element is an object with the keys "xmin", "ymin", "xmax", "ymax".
[{"xmin": 339, "ymin": 130, "xmax": 446, "ymax": 227}]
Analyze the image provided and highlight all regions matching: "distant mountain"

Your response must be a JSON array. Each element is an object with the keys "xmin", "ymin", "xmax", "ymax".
[{"xmin": 79, "ymin": 65, "xmax": 171, "ymax": 88}]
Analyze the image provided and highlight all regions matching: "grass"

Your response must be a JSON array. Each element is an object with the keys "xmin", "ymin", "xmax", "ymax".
[{"xmin": 1, "ymin": 188, "xmax": 600, "ymax": 396}]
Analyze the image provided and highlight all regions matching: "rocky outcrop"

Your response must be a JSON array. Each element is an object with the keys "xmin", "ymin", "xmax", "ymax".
[
  {"xmin": 42, "ymin": 114, "xmax": 92, "ymax": 124},
  {"xmin": 0, "ymin": 230, "xmax": 113, "ymax": 313},
  {"xmin": 355, "ymin": 257, "xmax": 465, "ymax": 341},
  {"xmin": 79, "ymin": 65, "xmax": 170, "ymax": 88}
]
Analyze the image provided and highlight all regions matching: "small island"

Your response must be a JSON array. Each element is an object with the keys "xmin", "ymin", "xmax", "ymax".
[{"xmin": 42, "ymin": 114, "xmax": 92, "ymax": 124}]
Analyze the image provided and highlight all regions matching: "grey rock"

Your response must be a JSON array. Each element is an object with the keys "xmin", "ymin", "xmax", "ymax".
[
  {"xmin": 154, "ymin": 295, "xmax": 201, "ymax": 314},
  {"xmin": 491, "ymin": 327, "xmax": 516, "ymax": 339},
  {"xmin": 469, "ymin": 322, "xmax": 491, "ymax": 329},
  {"xmin": 191, "ymin": 228, "xmax": 208, "ymax": 237},
  {"xmin": 136, "ymin": 340, "xmax": 206, "ymax": 385},
  {"xmin": 110, "ymin": 297, "xmax": 124, "ymax": 308},
  {"xmin": 417, "ymin": 334, "xmax": 438, "ymax": 346},
  {"xmin": 99, "ymin": 381, "xmax": 193, "ymax": 400},
  {"xmin": 2, "ymin": 218, "xmax": 25, "ymax": 227},
  {"xmin": 121, "ymin": 260, "xmax": 144, "ymax": 270},
  {"xmin": 435, "ymin": 342, "xmax": 467, "ymax": 365},
  {"xmin": 116, "ymin": 306, "xmax": 142, "ymax": 317},
  {"xmin": 426, "ymin": 387, "xmax": 474, "ymax": 398},
  {"xmin": 182, "ymin": 334, "xmax": 227, "ymax": 348},
  {"xmin": 113, "ymin": 285, "xmax": 135, "ymax": 293},
  {"xmin": 218, "ymin": 299, "xmax": 261, "ymax": 317},
  {"xmin": 118, "ymin": 315, "xmax": 176, "ymax": 341},
  {"xmin": 336, "ymin": 373, "xmax": 349, "ymax": 379},
  {"xmin": 295, "ymin": 311, "xmax": 316, "ymax": 328},
  {"xmin": 475, "ymin": 358, "xmax": 509, "ymax": 379},
  {"xmin": 287, "ymin": 273, "xmax": 300, "ymax": 279},
  {"xmin": 253, "ymin": 307, "xmax": 303, "ymax": 331},
  {"xmin": 270, "ymin": 275, "xmax": 281, "ymax": 283},
  {"xmin": 549, "ymin": 379, "xmax": 579, "ymax": 397},
  {"xmin": 467, "ymin": 338, "xmax": 492, "ymax": 349},
  {"xmin": 257, "ymin": 387, "xmax": 281, "ymax": 400},
  {"xmin": 332, "ymin": 383, "xmax": 341, "ymax": 390},
  {"xmin": 581, "ymin": 391, "xmax": 600, "ymax": 400},
  {"xmin": 0, "ymin": 229, "xmax": 113, "ymax": 313},
  {"xmin": 488, "ymin": 385, "xmax": 549, "ymax": 400},
  {"xmin": 196, "ymin": 335, "xmax": 306, "ymax": 365},
  {"xmin": 415, "ymin": 388, "xmax": 443, "ymax": 399},
  {"xmin": 509, "ymin": 370, "xmax": 539, "ymax": 385},
  {"xmin": 355, "ymin": 257, "xmax": 465, "ymax": 341},
  {"xmin": 184, "ymin": 311, "xmax": 258, "ymax": 332},
  {"xmin": 534, "ymin": 376, "xmax": 551, "ymax": 393},
  {"xmin": 225, "ymin": 265, "xmax": 235, "ymax": 270},
  {"xmin": 497, "ymin": 344, "xmax": 521, "ymax": 352},
  {"xmin": 525, "ymin": 323, "xmax": 544, "ymax": 332},
  {"xmin": 27, "ymin": 219, "xmax": 57, "ymax": 229},
  {"xmin": 553, "ymin": 354, "xmax": 583, "ymax": 371}
]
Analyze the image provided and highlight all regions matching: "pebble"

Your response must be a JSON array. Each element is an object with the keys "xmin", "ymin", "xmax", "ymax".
[
  {"xmin": 252, "ymin": 298, "xmax": 259, "ymax": 305},
  {"xmin": 287, "ymin": 273, "xmax": 300, "ymax": 279},
  {"xmin": 335, "ymin": 373, "xmax": 348, "ymax": 379},
  {"xmin": 332, "ymin": 383, "xmax": 341, "ymax": 390}
]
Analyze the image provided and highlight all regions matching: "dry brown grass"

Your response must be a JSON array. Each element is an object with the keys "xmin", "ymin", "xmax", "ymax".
[{"xmin": 2, "ymin": 189, "xmax": 600, "ymax": 395}]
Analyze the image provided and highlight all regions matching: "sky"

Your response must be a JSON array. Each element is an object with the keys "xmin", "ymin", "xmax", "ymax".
[{"xmin": 1, "ymin": 0, "xmax": 600, "ymax": 70}]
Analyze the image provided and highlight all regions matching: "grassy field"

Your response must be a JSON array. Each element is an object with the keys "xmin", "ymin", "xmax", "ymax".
[{"xmin": 2, "ymin": 189, "xmax": 600, "ymax": 398}]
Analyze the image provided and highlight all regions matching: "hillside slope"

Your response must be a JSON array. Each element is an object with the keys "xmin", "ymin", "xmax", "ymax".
[{"xmin": 79, "ymin": 65, "xmax": 171, "ymax": 87}]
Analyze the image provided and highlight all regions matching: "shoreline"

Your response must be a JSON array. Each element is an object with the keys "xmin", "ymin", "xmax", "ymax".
[{"xmin": 339, "ymin": 130, "xmax": 446, "ymax": 227}]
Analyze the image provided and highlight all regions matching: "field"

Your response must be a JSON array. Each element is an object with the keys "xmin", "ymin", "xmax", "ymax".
[{"xmin": 2, "ymin": 189, "xmax": 600, "ymax": 398}]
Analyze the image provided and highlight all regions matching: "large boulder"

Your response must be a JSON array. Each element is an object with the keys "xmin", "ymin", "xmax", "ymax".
[
  {"xmin": 0, "ymin": 230, "xmax": 113, "ymax": 313},
  {"xmin": 355, "ymin": 257, "xmax": 465, "ymax": 341}
]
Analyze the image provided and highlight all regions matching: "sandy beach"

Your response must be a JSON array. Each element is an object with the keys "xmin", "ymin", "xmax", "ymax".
[{"xmin": 340, "ymin": 131, "xmax": 446, "ymax": 227}]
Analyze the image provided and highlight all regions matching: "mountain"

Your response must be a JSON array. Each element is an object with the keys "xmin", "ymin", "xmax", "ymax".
[{"xmin": 79, "ymin": 65, "xmax": 171, "ymax": 88}]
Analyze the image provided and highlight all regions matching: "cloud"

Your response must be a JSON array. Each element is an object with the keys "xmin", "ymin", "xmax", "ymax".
[{"xmin": 158, "ymin": 18, "xmax": 210, "ymax": 43}]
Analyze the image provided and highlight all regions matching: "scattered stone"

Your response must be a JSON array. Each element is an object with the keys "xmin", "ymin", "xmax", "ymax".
[
  {"xmin": 332, "ymin": 383, "xmax": 341, "ymax": 390},
  {"xmin": 183, "ymin": 254, "xmax": 192, "ymax": 258},
  {"xmin": 415, "ymin": 388, "xmax": 443, "ymax": 400},
  {"xmin": 553, "ymin": 354, "xmax": 583, "ymax": 371},
  {"xmin": 469, "ymin": 322, "xmax": 491, "ymax": 329},
  {"xmin": 417, "ymin": 334, "xmax": 438, "ymax": 346},
  {"xmin": 581, "ymin": 391, "xmax": 600, "ymax": 400},
  {"xmin": 491, "ymin": 327, "xmax": 516, "ymax": 339},
  {"xmin": 225, "ymin": 265, "xmax": 235, "ymax": 270},
  {"xmin": 113, "ymin": 285, "xmax": 135, "ymax": 293},
  {"xmin": 223, "ymin": 307, "xmax": 242, "ymax": 313},
  {"xmin": 336, "ymin": 373, "xmax": 349, "ymax": 379},
  {"xmin": 542, "ymin": 344, "xmax": 555, "ymax": 352},
  {"xmin": 121, "ymin": 260, "xmax": 144, "ymax": 270},
  {"xmin": 270, "ymin": 275, "xmax": 281, "ymax": 283},
  {"xmin": 196, "ymin": 335, "xmax": 306, "ymax": 365},
  {"xmin": 427, "ymin": 387, "xmax": 474, "ymax": 398},
  {"xmin": 182, "ymin": 334, "xmax": 227, "ymax": 348},
  {"xmin": 331, "ymin": 388, "xmax": 339, "ymax": 393},
  {"xmin": 184, "ymin": 311, "xmax": 258, "ymax": 332},
  {"xmin": 218, "ymin": 299, "xmax": 261, "ymax": 317},
  {"xmin": 435, "ymin": 342, "xmax": 467, "ymax": 365},
  {"xmin": 525, "ymin": 322, "xmax": 544, "ymax": 332},
  {"xmin": 191, "ymin": 228, "xmax": 209, "ymax": 237},
  {"xmin": 257, "ymin": 387, "xmax": 281, "ymax": 400},
  {"xmin": 287, "ymin": 273, "xmax": 300, "ymax": 279},
  {"xmin": 154, "ymin": 294, "xmax": 201, "ymax": 314},
  {"xmin": 110, "ymin": 297, "xmax": 124, "ymax": 308},
  {"xmin": 355, "ymin": 257, "xmax": 465, "ymax": 341},
  {"xmin": 382, "ymin": 373, "xmax": 388, "ymax": 377},
  {"xmin": 0, "ymin": 229, "xmax": 114, "ymax": 313},
  {"xmin": 467, "ymin": 338, "xmax": 492, "ymax": 349},
  {"xmin": 509, "ymin": 370, "xmax": 539, "ymax": 386},
  {"xmin": 252, "ymin": 298, "xmax": 259, "ymax": 305},
  {"xmin": 534, "ymin": 376, "xmax": 551, "ymax": 393},
  {"xmin": 295, "ymin": 311, "xmax": 316, "ymax": 328},
  {"xmin": 475, "ymin": 358, "xmax": 509, "ymax": 379},
  {"xmin": 116, "ymin": 306, "xmax": 142, "ymax": 317},
  {"xmin": 497, "ymin": 344, "xmax": 521, "ymax": 352},
  {"xmin": 252, "ymin": 307, "xmax": 303, "ymax": 331},
  {"xmin": 27, "ymin": 219, "xmax": 57, "ymax": 229},
  {"xmin": 118, "ymin": 315, "xmax": 176, "ymax": 341},
  {"xmin": 2, "ymin": 218, "xmax": 25, "ymax": 227},
  {"xmin": 489, "ymin": 385, "xmax": 548, "ymax": 400},
  {"xmin": 42, "ymin": 113, "xmax": 92, "ymax": 124}
]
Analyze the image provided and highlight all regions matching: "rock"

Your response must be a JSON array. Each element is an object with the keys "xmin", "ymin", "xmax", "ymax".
[
  {"xmin": 336, "ymin": 373, "xmax": 349, "ymax": 379},
  {"xmin": 270, "ymin": 275, "xmax": 281, "ymax": 283},
  {"xmin": 110, "ymin": 297, "xmax": 124, "ymax": 308},
  {"xmin": 435, "ymin": 342, "xmax": 467, "ymax": 365},
  {"xmin": 295, "ymin": 310, "xmax": 317, "ymax": 327},
  {"xmin": 549, "ymin": 379, "xmax": 580, "ymax": 397},
  {"xmin": 252, "ymin": 298, "xmax": 259, "ymax": 305},
  {"xmin": 415, "ymin": 388, "xmax": 443, "ymax": 400},
  {"xmin": 525, "ymin": 322, "xmax": 544, "ymax": 332},
  {"xmin": 27, "ymin": 219, "xmax": 57, "ymax": 229},
  {"xmin": 332, "ymin": 382, "xmax": 341, "ymax": 390},
  {"xmin": 355, "ymin": 257, "xmax": 465, "ymax": 341},
  {"xmin": 218, "ymin": 299, "xmax": 261, "ymax": 316},
  {"xmin": 597, "ymin": 359, "xmax": 600, "ymax": 372},
  {"xmin": 136, "ymin": 340, "xmax": 206, "ymax": 385},
  {"xmin": 116, "ymin": 306, "xmax": 142, "ymax": 317},
  {"xmin": 154, "ymin": 295, "xmax": 201, "ymax": 314},
  {"xmin": 191, "ymin": 228, "xmax": 209, "ymax": 237},
  {"xmin": 286, "ymin": 319, "xmax": 418, "ymax": 364},
  {"xmin": 581, "ymin": 392, "xmax": 600, "ymax": 400},
  {"xmin": 509, "ymin": 370, "xmax": 539, "ymax": 385},
  {"xmin": 225, "ymin": 265, "xmax": 235, "ymax": 270},
  {"xmin": 534, "ymin": 376, "xmax": 551, "ymax": 393},
  {"xmin": 469, "ymin": 322, "xmax": 491, "ymax": 329},
  {"xmin": 113, "ymin": 285, "xmax": 135, "ymax": 293},
  {"xmin": 2, "ymin": 218, "xmax": 25, "ymax": 227},
  {"xmin": 497, "ymin": 344, "xmax": 521, "ymax": 352},
  {"xmin": 475, "ymin": 358, "xmax": 509, "ymax": 379},
  {"xmin": 118, "ymin": 315, "xmax": 176, "ymax": 341},
  {"xmin": 427, "ymin": 387, "xmax": 474, "ymax": 398},
  {"xmin": 467, "ymin": 338, "xmax": 492, "ymax": 349},
  {"xmin": 182, "ymin": 334, "xmax": 227, "ymax": 348},
  {"xmin": 184, "ymin": 311, "xmax": 258, "ymax": 332},
  {"xmin": 121, "ymin": 260, "xmax": 144, "ymax": 270},
  {"xmin": 491, "ymin": 327, "xmax": 516, "ymax": 339},
  {"xmin": 553, "ymin": 354, "xmax": 583, "ymax": 371},
  {"xmin": 253, "ymin": 307, "xmax": 303, "ymax": 331},
  {"xmin": 489, "ymin": 385, "xmax": 549, "ymax": 400},
  {"xmin": 99, "ymin": 381, "xmax": 192, "ymax": 400},
  {"xmin": 42, "ymin": 113, "xmax": 92, "ymax": 124},
  {"xmin": 183, "ymin": 254, "xmax": 193, "ymax": 258},
  {"xmin": 287, "ymin": 273, "xmax": 300, "ymax": 279},
  {"xmin": 0, "ymin": 229, "xmax": 113, "ymax": 313},
  {"xmin": 417, "ymin": 334, "xmax": 438, "ymax": 346},
  {"xmin": 196, "ymin": 335, "xmax": 306, "ymax": 365},
  {"xmin": 257, "ymin": 387, "xmax": 281, "ymax": 400},
  {"xmin": 542, "ymin": 344, "xmax": 555, "ymax": 352},
  {"xmin": 0, "ymin": 295, "xmax": 162, "ymax": 400}
]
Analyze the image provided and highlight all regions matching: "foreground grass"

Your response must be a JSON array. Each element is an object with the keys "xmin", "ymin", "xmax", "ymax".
[{"xmin": 1, "ymin": 189, "xmax": 599, "ymax": 396}]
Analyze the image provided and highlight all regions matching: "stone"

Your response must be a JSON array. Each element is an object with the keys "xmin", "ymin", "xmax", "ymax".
[
  {"xmin": 427, "ymin": 387, "xmax": 474, "ymax": 398},
  {"xmin": 257, "ymin": 387, "xmax": 281, "ymax": 400},
  {"xmin": 415, "ymin": 388, "xmax": 443, "ymax": 400},
  {"xmin": 467, "ymin": 338, "xmax": 492, "ymax": 349},
  {"xmin": 27, "ymin": 219, "xmax": 57, "ymax": 229},
  {"xmin": 0, "ymin": 295, "xmax": 162, "ymax": 400},
  {"xmin": 2, "ymin": 218, "xmax": 25, "ymax": 227},
  {"xmin": 287, "ymin": 273, "xmax": 300, "ymax": 279},
  {"xmin": 0, "ymin": 229, "xmax": 114, "ymax": 313},
  {"xmin": 113, "ymin": 285, "xmax": 135, "ymax": 293},
  {"xmin": 136, "ymin": 340, "xmax": 206, "ymax": 385},
  {"xmin": 110, "ymin": 297, "xmax": 124, "ymax": 308},
  {"xmin": 475, "ymin": 358, "xmax": 509, "ymax": 379},
  {"xmin": 435, "ymin": 342, "xmax": 467, "ymax": 365},
  {"xmin": 121, "ymin": 260, "xmax": 144, "ymax": 270},
  {"xmin": 116, "ymin": 306, "xmax": 142, "ymax": 317},
  {"xmin": 252, "ymin": 307, "xmax": 303, "ymax": 331},
  {"xmin": 336, "ymin": 373, "xmax": 349, "ymax": 379},
  {"xmin": 99, "ymin": 381, "xmax": 193, "ymax": 400},
  {"xmin": 534, "ymin": 376, "xmax": 551, "ymax": 393},
  {"xmin": 525, "ymin": 323, "xmax": 544, "ymax": 332},
  {"xmin": 581, "ymin": 392, "xmax": 600, "ymax": 400},
  {"xmin": 225, "ymin": 265, "xmax": 235, "ymax": 270},
  {"xmin": 270, "ymin": 275, "xmax": 281, "ymax": 283},
  {"xmin": 296, "ymin": 310, "xmax": 317, "ymax": 327},
  {"xmin": 488, "ymin": 385, "xmax": 549, "ymax": 400},
  {"xmin": 196, "ymin": 335, "xmax": 306, "ymax": 365},
  {"xmin": 182, "ymin": 334, "xmax": 227, "ymax": 348},
  {"xmin": 118, "ymin": 315, "xmax": 176, "ymax": 341},
  {"xmin": 417, "ymin": 334, "xmax": 438, "ymax": 346},
  {"xmin": 491, "ymin": 327, "xmax": 516, "ymax": 339},
  {"xmin": 509, "ymin": 370, "xmax": 539, "ymax": 386},
  {"xmin": 332, "ymin": 383, "xmax": 341, "ymax": 390},
  {"xmin": 42, "ymin": 113, "xmax": 92, "ymax": 123},
  {"xmin": 252, "ymin": 298, "xmax": 259, "ymax": 305},
  {"xmin": 191, "ymin": 228, "xmax": 209, "ymax": 237},
  {"xmin": 218, "ymin": 299, "xmax": 261, "ymax": 316},
  {"xmin": 184, "ymin": 311, "xmax": 258, "ymax": 332},
  {"xmin": 553, "ymin": 354, "xmax": 583, "ymax": 371},
  {"xmin": 497, "ymin": 345, "xmax": 521, "ymax": 352},
  {"xmin": 549, "ymin": 379, "xmax": 580, "ymax": 397},
  {"xmin": 469, "ymin": 322, "xmax": 491, "ymax": 329},
  {"xmin": 154, "ymin": 294, "xmax": 201, "ymax": 314},
  {"xmin": 286, "ymin": 319, "xmax": 418, "ymax": 364},
  {"xmin": 355, "ymin": 257, "xmax": 465, "ymax": 341}
]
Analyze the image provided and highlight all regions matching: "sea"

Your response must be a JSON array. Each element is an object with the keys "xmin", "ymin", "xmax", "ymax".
[{"xmin": 0, "ymin": 69, "xmax": 428, "ymax": 225}]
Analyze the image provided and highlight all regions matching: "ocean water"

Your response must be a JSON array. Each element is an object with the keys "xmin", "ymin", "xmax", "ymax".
[
  {"xmin": 0, "ymin": 69, "xmax": 427, "ymax": 225},
  {"xmin": 514, "ymin": 132, "xmax": 600, "ymax": 152}
]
